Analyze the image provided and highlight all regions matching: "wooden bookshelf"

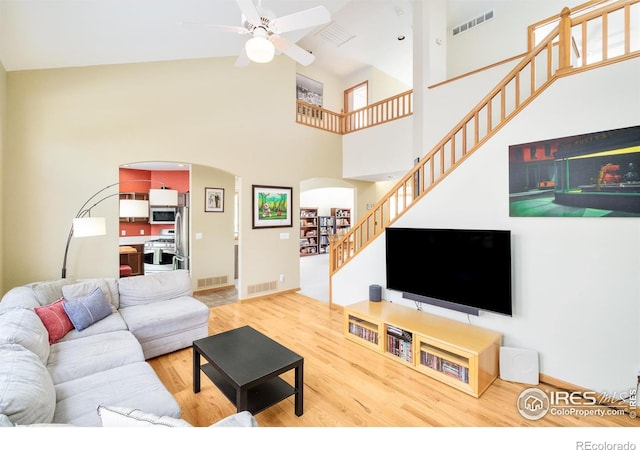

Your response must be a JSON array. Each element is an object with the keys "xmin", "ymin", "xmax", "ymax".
[
  {"xmin": 331, "ymin": 208, "xmax": 351, "ymax": 235},
  {"xmin": 318, "ymin": 216, "xmax": 334, "ymax": 254},
  {"xmin": 299, "ymin": 207, "xmax": 319, "ymax": 256},
  {"xmin": 343, "ymin": 300, "xmax": 502, "ymax": 397}
]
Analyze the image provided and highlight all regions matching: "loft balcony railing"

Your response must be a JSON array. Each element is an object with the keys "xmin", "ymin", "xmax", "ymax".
[
  {"xmin": 296, "ymin": 89, "xmax": 413, "ymax": 135},
  {"xmin": 321, "ymin": 0, "xmax": 639, "ymax": 290}
]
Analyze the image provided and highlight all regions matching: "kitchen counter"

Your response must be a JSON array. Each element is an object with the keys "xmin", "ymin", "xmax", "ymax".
[{"xmin": 119, "ymin": 236, "xmax": 154, "ymax": 246}]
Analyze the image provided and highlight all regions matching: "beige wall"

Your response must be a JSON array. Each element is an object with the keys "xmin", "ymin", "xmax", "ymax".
[
  {"xmin": 0, "ymin": 61, "xmax": 5, "ymax": 295},
  {"xmin": 3, "ymin": 56, "xmax": 343, "ymax": 298},
  {"xmin": 189, "ymin": 164, "xmax": 236, "ymax": 291}
]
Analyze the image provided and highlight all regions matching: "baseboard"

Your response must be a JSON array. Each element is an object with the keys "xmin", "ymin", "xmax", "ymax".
[
  {"xmin": 539, "ymin": 373, "xmax": 587, "ymax": 393},
  {"xmin": 238, "ymin": 288, "xmax": 300, "ymax": 303}
]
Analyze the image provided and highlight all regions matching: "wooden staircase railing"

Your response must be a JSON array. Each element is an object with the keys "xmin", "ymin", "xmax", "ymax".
[{"xmin": 329, "ymin": 0, "xmax": 640, "ymax": 280}]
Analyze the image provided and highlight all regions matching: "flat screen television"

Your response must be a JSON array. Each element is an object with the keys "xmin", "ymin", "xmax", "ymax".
[{"xmin": 385, "ymin": 227, "xmax": 512, "ymax": 316}]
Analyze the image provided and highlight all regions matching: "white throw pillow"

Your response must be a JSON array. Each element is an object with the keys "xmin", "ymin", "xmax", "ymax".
[{"xmin": 97, "ymin": 405, "xmax": 191, "ymax": 427}]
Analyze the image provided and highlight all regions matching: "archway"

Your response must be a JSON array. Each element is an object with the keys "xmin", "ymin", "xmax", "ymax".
[
  {"xmin": 299, "ymin": 178, "xmax": 356, "ymax": 302},
  {"xmin": 119, "ymin": 161, "xmax": 238, "ymax": 297}
]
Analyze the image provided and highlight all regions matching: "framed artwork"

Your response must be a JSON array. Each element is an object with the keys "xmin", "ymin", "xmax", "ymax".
[
  {"xmin": 252, "ymin": 185, "xmax": 293, "ymax": 228},
  {"xmin": 205, "ymin": 187, "xmax": 224, "ymax": 212},
  {"xmin": 508, "ymin": 125, "xmax": 640, "ymax": 217},
  {"xmin": 296, "ymin": 73, "xmax": 323, "ymax": 107}
]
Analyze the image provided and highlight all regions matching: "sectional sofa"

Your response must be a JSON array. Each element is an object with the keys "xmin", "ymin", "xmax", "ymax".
[{"xmin": 0, "ymin": 269, "xmax": 255, "ymax": 427}]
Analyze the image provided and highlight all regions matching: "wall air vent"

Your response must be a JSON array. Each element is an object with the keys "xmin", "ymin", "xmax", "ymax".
[
  {"xmin": 452, "ymin": 9, "xmax": 494, "ymax": 37},
  {"xmin": 196, "ymin": 275, "xmax": 229, "ymax": 289},
  {"xmin": 247, "ymin": 280, "xmax": 278, "ymax": 295}
]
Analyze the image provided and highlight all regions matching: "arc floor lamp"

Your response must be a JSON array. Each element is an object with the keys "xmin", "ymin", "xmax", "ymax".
[{"xmin": 61, "ymin": 181, "xmax": 178, "ymax": 279}]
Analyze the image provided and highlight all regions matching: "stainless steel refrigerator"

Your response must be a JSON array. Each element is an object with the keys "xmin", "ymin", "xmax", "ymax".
[{"xmin": 174, "ymin": 206, "xmax": 189, "ymax": 270}]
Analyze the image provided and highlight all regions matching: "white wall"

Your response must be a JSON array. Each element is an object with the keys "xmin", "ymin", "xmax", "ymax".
[
  {"xmin": 343, "ymin": 116, "xmax": 414, "ymax": 180},
  {"xmin": 446, "ymin": 0, "xmax": 583, "ymax": 77},
  {"xmin": 300, "ymin": 187, "xmax": 354, "ymax": 217},
  {"xmin": 333, "ymin": 58, "xmax": 640, "ymax": 395}
]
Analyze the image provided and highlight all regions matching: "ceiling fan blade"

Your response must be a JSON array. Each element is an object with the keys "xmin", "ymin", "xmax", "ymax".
[
  {"xmin": 270, "ymin": 6, "xmax": 330, "ymax": 34},
  {"xmin": 234, "ymin": 44, "xmax": 250, "ymax": 67},
  {"xmin": 270, "ymin": 35, "xmax": 315, "ymax": 66},
  {"xmin": 180, "ymin": 22, "xmax": 249, "ymax": 34},
  {"xmin": 235, "ymin": 0, "xmax": 261, "ymax": 25}
]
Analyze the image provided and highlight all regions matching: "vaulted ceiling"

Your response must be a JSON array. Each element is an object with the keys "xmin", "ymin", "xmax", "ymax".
[{"xmin": 0, "ymin": 0, "xmax": 493, "ymax": 86}]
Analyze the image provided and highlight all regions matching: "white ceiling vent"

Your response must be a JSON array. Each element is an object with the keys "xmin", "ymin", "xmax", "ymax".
[
  {"xmin": 452, "ymin": 9, "xmax": 494, "ymax": 37},
  {"xmin": 316, "ymin": 22, "xmax": 356, "ymax": 47}
]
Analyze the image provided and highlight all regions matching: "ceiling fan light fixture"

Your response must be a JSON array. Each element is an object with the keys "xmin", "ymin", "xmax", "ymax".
[{"xmin": 245, "ymin": 28, "xmax": 275, "ymax": 63}]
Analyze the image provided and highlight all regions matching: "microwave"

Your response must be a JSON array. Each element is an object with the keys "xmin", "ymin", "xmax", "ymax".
[{"xmin": 149, "ymin": 207, "xmax": 176, "ymax": 224}]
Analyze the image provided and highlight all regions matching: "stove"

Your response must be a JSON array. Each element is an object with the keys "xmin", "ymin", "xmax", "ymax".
[
  {"xmin": 144, "ymin": 229, "xmax": 177, "ymax": 272},
  {"xmin": 144, "ymin": 229, "xmax": 176, "ymax": 252}
]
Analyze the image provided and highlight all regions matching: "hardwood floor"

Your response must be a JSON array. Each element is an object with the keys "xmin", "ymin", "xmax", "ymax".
[{"xmin": 149, "ymin": 292, "xmax": 637, "ymax": 429}]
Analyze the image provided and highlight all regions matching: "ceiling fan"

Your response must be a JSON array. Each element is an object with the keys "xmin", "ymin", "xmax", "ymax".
[{"xmin": 188, "ymin": 0, "xmax": 331, "ymax": 67}]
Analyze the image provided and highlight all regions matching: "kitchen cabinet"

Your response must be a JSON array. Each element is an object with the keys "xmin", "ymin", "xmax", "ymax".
[
  {"xmin": 119, "ymin": 192, "xmax": 149, "ymax": 223},
  {"xmin": 119, "ymin": 244, "xmax": 144, "ymax": 277}
]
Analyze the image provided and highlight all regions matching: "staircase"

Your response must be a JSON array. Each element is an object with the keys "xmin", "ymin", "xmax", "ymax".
[{"xmin": 323, "ymin": 0, "xmax": 639, "ymax": 292}]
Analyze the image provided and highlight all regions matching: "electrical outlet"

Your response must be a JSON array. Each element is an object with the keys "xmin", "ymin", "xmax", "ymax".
[
  {"xmin": 121, "ymin": 230, "xmax": 126, "ymax": 236},
  {"xmin": 279, "ymin": 274, "xmax": 285, "ymax": 283},
  {"xmin": 140, "ymin": 230, "xmax": 144, "ymax": 235}
]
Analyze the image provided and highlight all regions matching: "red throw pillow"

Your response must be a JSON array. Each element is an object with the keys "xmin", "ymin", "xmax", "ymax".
[{"xmin": 34, "ymin": 299, "xmax": 74, "ymax": 344}]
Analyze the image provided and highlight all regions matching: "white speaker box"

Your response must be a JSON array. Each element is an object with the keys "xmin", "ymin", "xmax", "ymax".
[{"xmin": 499, "ymin": 346, "xmax": 539, "ymax": 385}]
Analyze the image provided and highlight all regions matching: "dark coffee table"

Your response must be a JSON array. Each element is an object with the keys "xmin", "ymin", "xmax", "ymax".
[{"xmin": 193, "ymin": 325, "xmax": 304, "ymax": 416}]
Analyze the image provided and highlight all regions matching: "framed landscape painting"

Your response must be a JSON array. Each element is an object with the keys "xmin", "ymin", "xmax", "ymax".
[{"xmin": 252, "ymin": 185, "xmax": 293, "ymax": 229}]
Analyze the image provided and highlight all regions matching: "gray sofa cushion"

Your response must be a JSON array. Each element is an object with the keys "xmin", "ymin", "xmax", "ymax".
[
  {"xmin": 0, "ymin": 343, "xmax": 56, "ymax": 425},
  {"xmin": 119, "ymin": 296, "xmax": 209, "ymax": 359},
  {"xmin": 47, "ymin": 330, "xmax": 144, "ymax": 385},
  {"xmin": 62, "ymin": 278, "xmax": 120, "ymax": 312},
  {"xmin": 53, "ymin": 362, "xmax": 181, "ymax": 426},
  {"xmin": 58, "ymin": 310, "xmax": 128, "ymax": 342},
  {"xmin": 118, "ymin": 269, "xmax": 192, "ymax": 308},
  {"xmin": 30, "ymin": 279, "xmax": 77, "ymax": 306},
  {"xmin": 0, "ymin": 308, "xmax": 50, "ymax": 363}
]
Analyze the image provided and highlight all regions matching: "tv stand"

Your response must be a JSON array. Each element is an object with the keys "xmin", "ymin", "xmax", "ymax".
[{"xmin": 343, "ymin": 300, "xmax": 502, "ymax": 397}]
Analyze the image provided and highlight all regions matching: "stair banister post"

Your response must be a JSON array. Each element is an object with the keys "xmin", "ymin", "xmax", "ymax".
[{"xmin": 558, "ymin": 6, "xmax": 573, "ymax": 73}]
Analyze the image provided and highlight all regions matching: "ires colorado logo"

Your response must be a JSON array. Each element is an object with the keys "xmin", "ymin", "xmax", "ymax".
[
  {"xmin": 516, "ymin": 387, "xmax": 636, "ymax": 420},
  {"xmin": 517, "ymin": 387, "xmax": 550, "ymax": 420}
]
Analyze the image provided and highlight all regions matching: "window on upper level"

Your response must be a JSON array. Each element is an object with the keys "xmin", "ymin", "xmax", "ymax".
[{"xmin": 344, "ymin": 81, "xmax": 368, "ymax": 113}]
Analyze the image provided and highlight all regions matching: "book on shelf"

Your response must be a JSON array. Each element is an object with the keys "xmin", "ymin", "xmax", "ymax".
[
  {"xmin": 420, "ymin": 351, "xmax": 469, "ymax": 383},
  {"xmin": 386, "ymin": 333, "xmax": 413, "ymax": 363},
  {"xmin": 349, "ymin": 323, "xmax": 379, "ymax": 345}
]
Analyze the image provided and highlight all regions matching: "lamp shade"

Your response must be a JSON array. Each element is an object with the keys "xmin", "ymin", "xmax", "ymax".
[
  {"xmin": 73, "ymin": 217, "xmax": 106, "ymax": 237},
  {"xmin": 245, "ymin": 29, "xmax": 275, "ymax": 63},
  {"xmin": 149, "ymin": 189, "xmax": 178, "ymax": 206},
  {"xmin": 120, "ymin": 199, "xmax": 149, "ymax": 218}
]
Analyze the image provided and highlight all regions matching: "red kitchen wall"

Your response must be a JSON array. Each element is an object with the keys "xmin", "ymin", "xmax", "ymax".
[{"xmin": 119, "ymin": 168, "xmax": 190, "ymax": 238}]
